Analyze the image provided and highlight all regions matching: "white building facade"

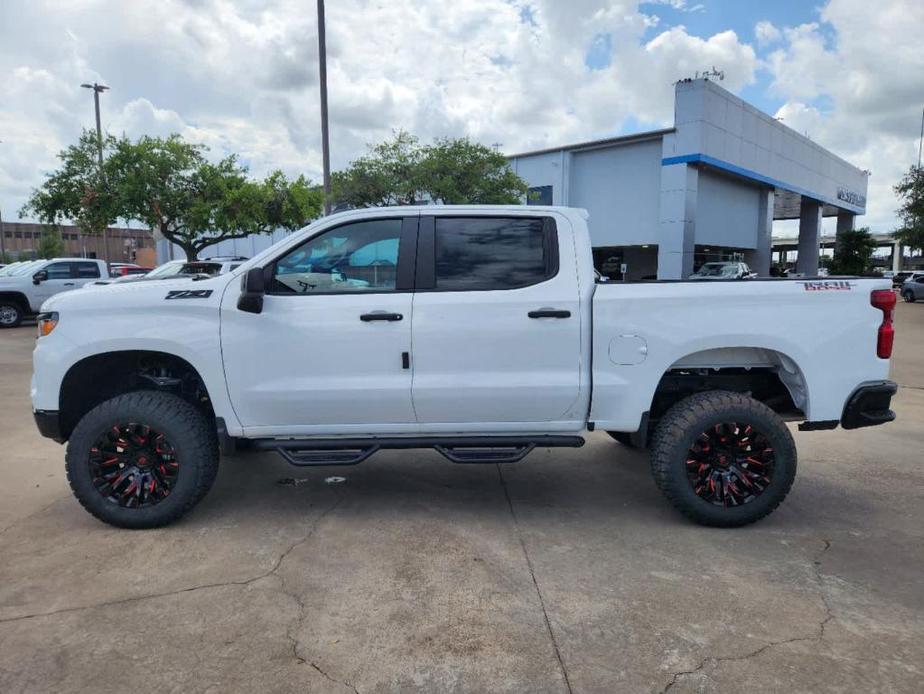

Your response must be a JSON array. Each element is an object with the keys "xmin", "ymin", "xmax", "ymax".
[{"xmin": 508, "ymin": 78, "xmax": 869, "ymax": 279}]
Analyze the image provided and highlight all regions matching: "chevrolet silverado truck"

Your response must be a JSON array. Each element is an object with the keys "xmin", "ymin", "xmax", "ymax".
[
  {"xmin": 31, "ymin": 206, "xmax": 898, "ymax": 529},
  {"xmin": 0, "ymin": 257, "xmax": 109, "ymax": 328}
]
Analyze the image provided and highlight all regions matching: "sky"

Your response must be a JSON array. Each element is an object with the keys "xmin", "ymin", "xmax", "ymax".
[{"xmin": 1, "ymin": 0, "xmax": 922, "ymax": 233}]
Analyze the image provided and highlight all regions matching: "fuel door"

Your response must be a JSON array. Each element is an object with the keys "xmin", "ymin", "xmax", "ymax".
[{"xmin": 608, "ymin": 335, "xmax": 648, "ymax": 366}]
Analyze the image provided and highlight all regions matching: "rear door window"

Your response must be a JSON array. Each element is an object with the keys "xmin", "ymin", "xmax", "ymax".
[
  {"xmin": 75, "ymin": 262, "xmax": 101, "ymax": 278},
  {"xmin": 431, "ymin": 217, "xmax": 556, "ymax": 291}
]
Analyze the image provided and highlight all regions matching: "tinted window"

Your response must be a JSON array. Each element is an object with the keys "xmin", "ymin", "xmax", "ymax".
[
  {"xmin": 75, "ymin": 262, "xmax": 101, "ymax": 278},
  {"xmin": 434, "ymin": 217, "xmax": 554, "ymax": 291},
  {"xmin": 44, "ymin": 262, "xmax": 73, "ymax": 279},
  {"xmin": 272, "ymin": 218, "xmax": 403, "ymax": 294}
]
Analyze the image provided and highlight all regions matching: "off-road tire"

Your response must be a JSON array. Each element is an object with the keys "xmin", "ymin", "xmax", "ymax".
[
  {"xmin": 66, "ymin": 391, "xmax": 219, "ymax": 529},
  {"xmin": 649, "ymin": 390, "xmax": 797, "ymax": 527},
  {"xmin": 0, "ymin": 300, "xmax": 23, "ymax": 328},
  {"xmin": 902, "ymin": 290, "xmax": 915, "ymax": 303}
]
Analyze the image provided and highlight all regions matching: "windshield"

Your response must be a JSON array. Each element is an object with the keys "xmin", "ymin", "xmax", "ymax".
[
  {"xmin": 177, "ymin": 262, "xmax": 222, "ymax": 276},
  {"xmin": 1, "ymin": 261, "xmax": 42, "ymax": 277},
  {"xmin": 144, "ymin": 261, "xmax": 185, "ymax": 278},
  {"xmin": 693, "ymin": 263, "xmax": 738, "ymax": 277}
]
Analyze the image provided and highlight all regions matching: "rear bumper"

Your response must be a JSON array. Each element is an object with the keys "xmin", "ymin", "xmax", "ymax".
[
  {"xmin": 33, "ymin": 409, "xmax": 65, "ymax": 443},
  {"xmin": 841, "ymin": 381, "xmax": 897, "ymax": 430}
]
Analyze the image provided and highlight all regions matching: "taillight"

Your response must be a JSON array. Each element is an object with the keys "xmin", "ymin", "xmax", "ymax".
[{"xmin": 871, "ymin": 289, "xmax": 896, "ymax": 359}]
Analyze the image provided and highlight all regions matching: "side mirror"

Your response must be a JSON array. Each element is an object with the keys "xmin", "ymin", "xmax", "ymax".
[
  {"xmin": 32, "ymin": 270, "xmax": 48, "ymax": 285},
  {"xmin": 237, "ymin": 267, "xmax": 266, "ymax": 314}
]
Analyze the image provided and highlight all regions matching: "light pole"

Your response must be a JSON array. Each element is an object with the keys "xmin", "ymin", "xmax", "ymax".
[
  {"xmin": 317, "ymin": 0, "xmax": 332, "ymax": 215},
  {"xmin": 0, "ymin": 140, "xmax": 5, "ymax": 262},
  {"xmin": 81, "ymin": 82, "xmax": 111, "ymax": 262}
]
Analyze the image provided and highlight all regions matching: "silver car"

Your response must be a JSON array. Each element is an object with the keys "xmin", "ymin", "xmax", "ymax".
[{"xmin": 900, "ymin": 273, "xmax": 924, "ymax": 303}]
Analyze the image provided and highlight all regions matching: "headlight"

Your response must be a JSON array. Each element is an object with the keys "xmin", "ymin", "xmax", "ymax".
[{"xmin": 37, "ymin": 312, "xmax": 59, "ymax": 338}]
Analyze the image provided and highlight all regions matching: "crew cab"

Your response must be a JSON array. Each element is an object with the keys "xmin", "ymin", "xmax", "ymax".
[
  {"xmin": 0, "ymin": 257, "xmax": 108, "ymax": 328},
  {"xmin": 30, "ymin": 207, "xmax": 897, "ymax": 529}
]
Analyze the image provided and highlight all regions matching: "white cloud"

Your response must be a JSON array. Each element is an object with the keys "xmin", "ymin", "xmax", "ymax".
[
  {"xmin": 763, "ymin": 0, "xmax": 924, "ymax": 230},
  {"xmin": 1, "ymin": 0, "xmax": 761, "ymax": 223},
  {"xmin": 754, "ymin": 20, "xmax": 782, "ymax": 47},
  {"xmin": 1, "ymin": 0, "xmax": 919, "ymax": 235}
]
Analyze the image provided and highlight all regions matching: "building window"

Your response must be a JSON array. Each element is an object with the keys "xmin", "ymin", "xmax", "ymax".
[{"xmin": 527, "ymin": 185, "xmax": 553, "ymax": 206}]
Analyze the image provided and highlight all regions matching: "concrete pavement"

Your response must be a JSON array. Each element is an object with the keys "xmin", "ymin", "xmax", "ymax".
[{"xmin": 0, "ymin": 304, "xmax": 922, "ymax": 693}]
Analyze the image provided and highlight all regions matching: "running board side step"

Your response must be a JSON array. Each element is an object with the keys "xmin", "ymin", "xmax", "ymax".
[{"xmin": 250, "ymin": 436, "xmax": 584, "ymax": 467}]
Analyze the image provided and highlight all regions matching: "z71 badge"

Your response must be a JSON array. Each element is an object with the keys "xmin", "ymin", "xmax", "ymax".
[
  {"xmin": 798, "ymin": 280, "xmax": 854, "ymax": 291},
  {"xmin": 165, "ymin": 290, "xmax": 213, "ymax": 300}
]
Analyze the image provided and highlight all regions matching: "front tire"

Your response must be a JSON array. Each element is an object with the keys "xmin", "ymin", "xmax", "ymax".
[
  {"xmin": 0, "ymin": 301, "xmax": 23, "ymax": 328},
  {"xmin": 649, "ymin": 391, "xmax": 796, "ymax": 527},
  {"xmin": 66, "ymin": 391, "xmax": 219, "ymax": 529},
  {"xmin": 902, "ymin": 290, "xmax": 915, "ymax": 303}
]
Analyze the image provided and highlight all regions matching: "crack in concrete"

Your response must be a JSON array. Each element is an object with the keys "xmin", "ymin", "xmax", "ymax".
[
  {"xmin": 0, "ymin": 493, "xmax": 344, "ymax": 625},
  {"xmin": 660, "ymin": 539, "xmax": 835, "ymax": 693},
  {"xmin": 309, "ymin": 661, "xmax": 360, "ymax": 694},
  {"xmin": 497, "ymin": 465, "xmax": 574, "ymax": 694}
]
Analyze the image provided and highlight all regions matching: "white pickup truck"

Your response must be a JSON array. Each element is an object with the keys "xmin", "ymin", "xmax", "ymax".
[
  {"xmin": 31, "ymin": 207, "xmax": 898, "ymax": 529},
  {"xmin": 0, "ymin": 257, "xmax": 109, "ymax": 328}
]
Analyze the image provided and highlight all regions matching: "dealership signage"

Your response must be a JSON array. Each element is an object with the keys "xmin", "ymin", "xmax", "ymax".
[{"xmin": 837, "ymin": 187, "xmax": 866, "ymax": 209}]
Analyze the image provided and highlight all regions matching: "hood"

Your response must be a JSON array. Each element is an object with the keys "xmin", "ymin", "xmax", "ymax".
[{"xmin": 42, "ymin": 273, "xmax": 237, "ymax": 313}]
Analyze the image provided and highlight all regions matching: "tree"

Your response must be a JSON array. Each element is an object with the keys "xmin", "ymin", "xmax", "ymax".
[
  {"xmin": 894, "ymin": 165, "xmax": 924, "ymax": 254},
  {"xmin": 20, "ymin": 131, "xmax": 120, "ymax": 235},
  {"xmin": 23, "ymin": 131, "xmax": 323, "ymax": 260},
  {"xmin": 829, "ymin": 227, "xmax": 877, "ymax": 275},
  {"xmin": 36, "ymin": 227, "xmax": 64, "ymax": 259},
  {"xmin": 418, "ymin": 137, "xmax": 529, "ymax": 205},
  {"xmin": 331, "ymin": 131, "xmax": 528, "ymax": 208}
]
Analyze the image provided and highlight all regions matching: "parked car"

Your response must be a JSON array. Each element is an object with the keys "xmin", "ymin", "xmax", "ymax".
[
  {"xmin": 690, "ymin": 261, "xmax": 755, "ymax": 280},
  {"xmin": 900, "ymin": 274, "xmax": 924, "ymax": 302},
  {"xmin": 86, "ymin": 258, "xmax": 247, "ymax": 287},
  {"xmin": 0, "ymin": 257, "xmax": 108, "ymax": 328},
  {"xmin": 109, "ymin": 263, "xmax": 153, "ymax": 277},
  {"xmin": 891, "ymin": 271, "xmax": 915, "ymax": 289},
  {"xmin": 32, "ymin": 207, "xmax": 897, "ymax": 529}
]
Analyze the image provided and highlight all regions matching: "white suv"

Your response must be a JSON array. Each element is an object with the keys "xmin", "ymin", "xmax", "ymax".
[{"xmin": 0, "ymin": 258, "xmax": 109, "ymax": 328}]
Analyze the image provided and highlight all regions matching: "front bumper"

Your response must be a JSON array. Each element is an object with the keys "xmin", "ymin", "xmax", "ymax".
[
  {"xmin": 841, "ymin": 380, "xmax": 897, "ymax": 430},
  {"xmin": 33, "ymin": 409, "xmax": 65, "ymax": 443}
]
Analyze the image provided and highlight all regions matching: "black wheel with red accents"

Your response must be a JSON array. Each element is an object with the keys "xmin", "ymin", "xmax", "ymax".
[
  {"xmin": 66, "ymin": 391, "xmax": 219, "ymax": 528},
  {"xmin": 649, "ymin": 391, "xmax": 796, "ymax": 527}
]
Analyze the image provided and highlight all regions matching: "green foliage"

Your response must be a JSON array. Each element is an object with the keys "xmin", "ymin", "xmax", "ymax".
[
  {"xmin": 22, "ymin": 131, "xmax": 323, "ymax": 260},
  {"xmin": 331, "ymin": 131, "xmax": 529, "ymax": 208},
  {"xmin": 829, "ymin": 227, "xmax": 877, "ymax": 275},
  {"xmin": 36, "ymin": 227, "xmax": 65, "ymax": 259},
  {"xmin": 20, "ymin": 131, "xmax": 119, "ymax": 235},
  {"xmin": 894, "ymin": 165, "xmax": 924, "ymax": 254}
]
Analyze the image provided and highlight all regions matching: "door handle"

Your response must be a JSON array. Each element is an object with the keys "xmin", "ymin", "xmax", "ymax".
[
  {"xmin": 528, "ymin": 309, "xmax": 571, "ymax": 319},
  {"xmin": 360, "ymin": 312, "xmax": 403, "ymax": 322},
  {"xmin": 63, "ymin": 283, "xmax": 75, "ymax": 286}
]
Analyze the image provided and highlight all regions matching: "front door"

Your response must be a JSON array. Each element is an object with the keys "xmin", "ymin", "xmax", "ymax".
[
  {"xmin": 221, "ymin": 215, "xmax": 419, "ymax": 434},
  {"xmin": 410, "ymin": 214, "xmax": 583, "ymax": 425}
]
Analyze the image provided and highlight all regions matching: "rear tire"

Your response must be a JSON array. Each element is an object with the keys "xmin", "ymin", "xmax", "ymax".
[
  {"xmin": 649, "ymin": 391, "xmax": 796, "ymax": 527},
  {"xmin": 66, "ymin": 391, "xmax": 219, "ymax": 529},
  {"xmin": 0, "ymin": 301, "xmax": 23, "ymax": 328},
  {"xmin": 902, "ymin": 290, "xmax": 915, "ymax": 303}
]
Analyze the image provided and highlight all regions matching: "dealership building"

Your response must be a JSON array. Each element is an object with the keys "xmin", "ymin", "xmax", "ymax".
[{"xmin": 508, "ymin": 78, "xmax": 869, "ymax": 279}]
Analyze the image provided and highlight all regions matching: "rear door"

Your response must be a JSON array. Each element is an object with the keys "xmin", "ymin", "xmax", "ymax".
[
  {"xmin": 409, "ymin": 214, "xmax": 583, "ymax": 425},
  {"xmin": 31, "ymin": 261, "xmax": 79, "ymax": 309}
]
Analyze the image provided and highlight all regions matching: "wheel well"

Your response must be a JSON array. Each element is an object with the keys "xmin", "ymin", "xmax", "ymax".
[
  {"xmin": 644, "ymin": 347, "xmax": 808, "ymax": 438},
  {"xmin": 59, "ymin": 351, "xmax": 214, "ymax": 441},
  {"xmin": 0, "ymin": 292, "xmax": 30, "ymax": 310}
]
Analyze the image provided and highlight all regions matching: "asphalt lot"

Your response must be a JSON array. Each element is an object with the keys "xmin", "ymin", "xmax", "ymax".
[{"xmin": 1, "ymin": 303, "xmax": 922, "ymax": 693}]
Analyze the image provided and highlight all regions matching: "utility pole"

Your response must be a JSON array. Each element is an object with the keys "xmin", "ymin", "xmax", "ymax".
[
  {"xmin": 317, "ymin": 0, "xmax": 332, "ymax": 215},
  {"xmin": 0, "ymin": 140, "xmax": 5, "ymax": 262},
  {"xmin": 81, "ymin": 82, "xmax": 111, "ymax": 262},
  {"xmin": 918, "ymin": 106, "xmax": 923, "ymax": 169}
]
